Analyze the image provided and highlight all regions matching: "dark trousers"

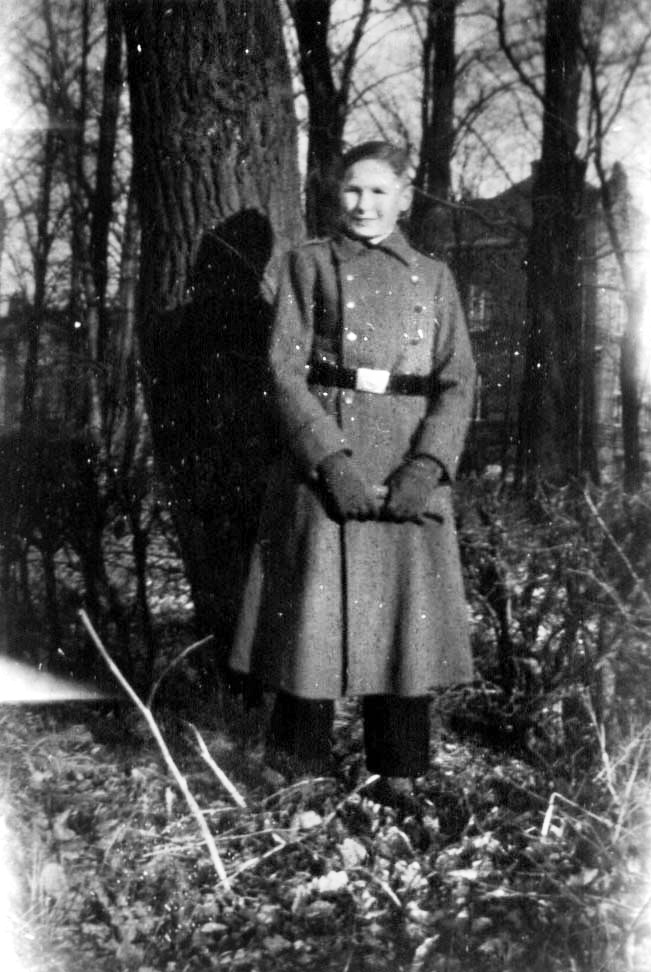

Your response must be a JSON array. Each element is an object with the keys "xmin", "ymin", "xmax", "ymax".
[{"xmin": 268, "ymin": 691, "xmax": 430, "ymax": 776}]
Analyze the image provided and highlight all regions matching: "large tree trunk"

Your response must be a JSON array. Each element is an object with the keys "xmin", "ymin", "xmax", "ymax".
[
  {"xmin": 516, "ymin": 0, "xmax": 587, "ymax": 486},
  {"xmin": 410, "ymin": 0, "xmax": 457, "ymax": 253},
  {"xmin": 122, "ymin": 0, "xmax": 303, "ymax": 649}
]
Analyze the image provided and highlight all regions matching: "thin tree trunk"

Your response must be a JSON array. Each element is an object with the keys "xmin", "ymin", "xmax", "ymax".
[
  {"xmin": 619, "ymin": 290, "xmax": 644, "ymax": 489},
  {"xmin": 289, "ymin": 0, "xmax": 371, "ymax": 236},
  {"xmin": 22, "ymin": 127, "xmax": 56, "ymax": 431},
  {"xmin": 91, "ymin": 0, "xmax": 124, "ymax": 386},
  {"xmin": 42, "ymin": 0, "xmax": 96, "ymax": 431},
  {"xmin": 41, "ymin": 542, "xmax": 63, "ymax": 664},
  {"xmin": 290, "ymin": 0, "xmax": 341, "ymax": 236},
  {"xmin": 130, "ymin": 508, "xmax": 157, "ymax": 683},
  {"xmin": 591, "ymin": 162, "xmax": 644, "ymax": 489},
  {"xmin": 111, "ymin": 184, "xmax": 143, "ymax": 469},
  {"xmin": 516, "ymin": 0, "xmax": 586, "ymax": 486},
  {"xmin": 410, "ymin": 0, "xmax": 457, "ymax": 252}
]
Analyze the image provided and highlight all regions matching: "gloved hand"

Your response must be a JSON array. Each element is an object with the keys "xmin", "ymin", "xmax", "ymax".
[
  {"xmin": 318, "ymin": 452, "xmax": 380, "ymax": 522},
  {"xmin": 383, "ymin": 455, "xmax": 442, "ymax": 523}
]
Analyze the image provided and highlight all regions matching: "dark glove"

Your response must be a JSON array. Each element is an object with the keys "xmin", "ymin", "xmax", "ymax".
[
  {"xmin": 383, "ymin": 456, "xmax": 442, "ymax": 523},
  {"xmin": 318, "ymin": 452, "xmax": 380, "ymax": 522}
]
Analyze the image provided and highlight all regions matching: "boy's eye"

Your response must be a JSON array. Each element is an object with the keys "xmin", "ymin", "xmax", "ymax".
[{"xmin": 343, "ymin": 185, "xmax": 388, "ymax": 193}]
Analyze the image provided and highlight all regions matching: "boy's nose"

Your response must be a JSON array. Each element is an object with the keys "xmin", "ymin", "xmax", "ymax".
[{"xmin": 356, "ymin": 190, "xmax": 374, "ymax": 211}]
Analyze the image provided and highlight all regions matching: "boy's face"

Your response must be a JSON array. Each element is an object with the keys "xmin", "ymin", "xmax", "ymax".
[{"xmin": 339, "ymin": 159, "xmax": 412, "ymax": 243}]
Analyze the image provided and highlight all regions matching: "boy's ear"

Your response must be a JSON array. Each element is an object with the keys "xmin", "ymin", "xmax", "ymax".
[{"xmin": 399, "ymin": 181, "xmax": 413, "ymax": 213}]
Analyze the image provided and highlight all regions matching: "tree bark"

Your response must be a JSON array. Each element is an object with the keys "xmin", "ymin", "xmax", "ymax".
[
  {"xmin": 122, "ymin": 0, "xmax": 303, "ymax": 646},
  {"xmin": 516, "ymin": 0, "xmax": 587, "ymax": 486}
]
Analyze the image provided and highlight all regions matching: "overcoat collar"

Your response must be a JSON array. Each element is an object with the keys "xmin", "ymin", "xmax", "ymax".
[{"xmin": 330, "ymin": 229, "xmax": 415, "ymax": 267}]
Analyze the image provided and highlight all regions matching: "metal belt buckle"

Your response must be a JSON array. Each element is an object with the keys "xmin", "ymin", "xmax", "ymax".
[{"xmin": 355, "ymin": 367, "xmax": 391, "ymax": 394}]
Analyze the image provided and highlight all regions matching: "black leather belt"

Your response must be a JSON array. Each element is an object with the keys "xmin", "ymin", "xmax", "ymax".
[{"xmin": 308, "ymin": 359, "xmax": 432, "ymax": 396}]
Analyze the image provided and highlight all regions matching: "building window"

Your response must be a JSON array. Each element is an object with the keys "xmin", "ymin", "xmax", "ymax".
[{"xmin": 467, "ymin": 284, "xmax": 491, "ymax": 333}]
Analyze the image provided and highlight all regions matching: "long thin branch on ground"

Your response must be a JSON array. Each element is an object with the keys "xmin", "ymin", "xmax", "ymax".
[
  {"xmin": 187, "ymin": 721, "xmax": 247, "ymax": 809},
  {"xmin": 78, "ymin": 609, "xmax": 231, "ymax": 890}
]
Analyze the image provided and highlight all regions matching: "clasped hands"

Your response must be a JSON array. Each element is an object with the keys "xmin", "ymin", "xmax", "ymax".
[{"xmin": 318, "ymin": 451, "xmax": 441, "ymax": 524}]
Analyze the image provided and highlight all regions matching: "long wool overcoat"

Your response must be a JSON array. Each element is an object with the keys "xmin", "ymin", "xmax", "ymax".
[{"xmin": 230, "ymin": 230, "xmax": 476, "ymax": 699}]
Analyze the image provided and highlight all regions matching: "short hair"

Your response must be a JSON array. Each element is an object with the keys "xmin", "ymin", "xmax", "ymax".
[{"xmin": 338, "ymin": 140, "xmax": 411, "ymax": 179}]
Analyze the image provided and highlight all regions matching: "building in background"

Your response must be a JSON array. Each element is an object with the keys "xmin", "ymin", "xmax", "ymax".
[{"xmin": 448, "ymin": 162, "xmax": 651, "ymax": 480}]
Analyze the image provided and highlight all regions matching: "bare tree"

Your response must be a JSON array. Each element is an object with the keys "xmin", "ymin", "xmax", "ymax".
[
  {"xmin": 409, "ymin": 0, "xmax": 457, "ymax": 249},
  {"xmin": 1, "ymin": 0, "xmax": 155, "ymax": 673},
  {"xmin": 498, "ymin": 0, "xmax": 589, "ymax": 486},
  {"xmin": 19, "ymin": 126, "xmax": 58, "ymax": 430},
  {"xmin": 582, "ymin": 4, "xmax": 651, "ymax": 488},
  {"xmin": 287, "ymin": 0, "xmax": 372, "ymax": 235}
]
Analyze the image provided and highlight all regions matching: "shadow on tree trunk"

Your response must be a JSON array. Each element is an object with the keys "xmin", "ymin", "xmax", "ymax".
[{"xmin": 145, "ymin": 210, "xmax": 277, "ymax": 682}]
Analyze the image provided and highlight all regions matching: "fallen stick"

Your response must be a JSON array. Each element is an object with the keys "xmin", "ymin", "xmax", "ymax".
[
  {"xmin": 78, "ymin": 609, "xmax": 231, "ymax": 890},
  {"xmin": 187, "ymin": 721, "xmax": 247, "ymax": 809}
]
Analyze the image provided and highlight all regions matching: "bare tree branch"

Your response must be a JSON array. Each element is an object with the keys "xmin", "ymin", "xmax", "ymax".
[{"xmin": 496, "ymin": 0, "xmax": 544, "ymax": 104}]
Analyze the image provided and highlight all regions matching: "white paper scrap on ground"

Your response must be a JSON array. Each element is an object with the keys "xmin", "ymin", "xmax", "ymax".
[{"xmin": 0, "ymin": 656, "xmax": 115, "ymax": 703}]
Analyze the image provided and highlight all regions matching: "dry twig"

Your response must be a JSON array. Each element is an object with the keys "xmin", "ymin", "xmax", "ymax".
[
  {"xmin": 187, "ymin": 721, "xmax": 247, "ymax": 809},
  {"xmin": 147, "ymin": 634, "xmax": 214, "ymax": 708},
  {"xmin": 78, "ymin": 610, "xmax": 231, "ymax": 890},
  {"xmin": 582, "ymin": 489, "xmax": 651, "ymax": 610}
]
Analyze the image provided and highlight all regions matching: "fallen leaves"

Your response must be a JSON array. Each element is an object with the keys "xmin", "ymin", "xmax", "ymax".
[{"xmin": 0, "ymin": 707, "xmax": 648, "ymax": 972}]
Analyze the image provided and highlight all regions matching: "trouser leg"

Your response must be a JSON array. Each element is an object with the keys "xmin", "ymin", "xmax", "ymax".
[
  {"xmin": 363, "ymin": 695, "xmax": 430, "ymax": 777},
  {"xmin": 267, "ymin": 691, "xmax": 334, "ymax": 770}
]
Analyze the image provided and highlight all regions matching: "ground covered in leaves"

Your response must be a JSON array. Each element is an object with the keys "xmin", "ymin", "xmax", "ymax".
[{"xmin": 1, "ymin": 690, "xmax": 650, "ymax": 972}]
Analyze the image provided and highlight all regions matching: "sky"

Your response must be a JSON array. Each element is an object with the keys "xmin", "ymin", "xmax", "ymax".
[{"xmin": 0, "ymin": 8, "xmax": 34, "ymax": 151}]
